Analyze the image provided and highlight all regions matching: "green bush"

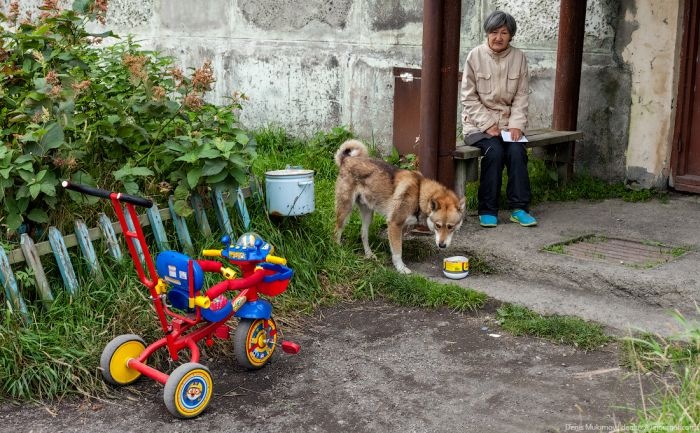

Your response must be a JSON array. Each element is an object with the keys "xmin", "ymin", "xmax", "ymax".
[{"xmin": 0, "ymin": 1, "xmax": 254, "ymax": 236}]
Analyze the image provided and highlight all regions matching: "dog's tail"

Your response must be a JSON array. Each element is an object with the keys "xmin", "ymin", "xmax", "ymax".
[{"xmin": 335, "ymin": 139, "xmax": 369, "ymax": 166}]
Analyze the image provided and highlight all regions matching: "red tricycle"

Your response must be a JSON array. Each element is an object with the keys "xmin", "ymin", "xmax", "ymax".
[{"xmin": 62, "ymin": 181, "xmax": 299, "ymax": 418}]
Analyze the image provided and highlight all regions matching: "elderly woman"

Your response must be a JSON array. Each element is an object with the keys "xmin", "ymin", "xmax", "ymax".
[{"xmin": 460, "ymin": 10, "xmax": 536, "ymax": 227}]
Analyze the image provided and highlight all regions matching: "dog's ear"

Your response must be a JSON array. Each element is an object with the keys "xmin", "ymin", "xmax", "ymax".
[{"xmin": 458, "ymin": 197, "xmax": 466, "ymax": 213}]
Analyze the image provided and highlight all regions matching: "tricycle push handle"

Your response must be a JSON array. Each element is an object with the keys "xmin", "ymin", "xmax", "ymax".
[{"xmin": 62, "ymin": 180, "xmax": 153, "ymax": 208}]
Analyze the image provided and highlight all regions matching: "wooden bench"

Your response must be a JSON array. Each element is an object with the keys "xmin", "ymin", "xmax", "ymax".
[{"xmin": 452, "ymin": 127, "xmax": 584, "ymax": 197}]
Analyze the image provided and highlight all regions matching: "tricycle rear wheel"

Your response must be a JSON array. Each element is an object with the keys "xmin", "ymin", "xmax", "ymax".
[
  {"xmin": 234, "ymin": 318, "xmax": 278, "ymax": 370},
  {"xmin": 100, "ymin": 334, "xmax": 146, "ymax": 386}
]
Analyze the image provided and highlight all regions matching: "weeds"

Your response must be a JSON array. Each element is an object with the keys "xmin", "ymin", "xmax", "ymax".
[
  {"xmin": 496, "ymin": 304, "xmax": 611, "ymax": 350},
  {"xmin": 620, "ymin": 309, "xmax": 699, "ymax": 431}
]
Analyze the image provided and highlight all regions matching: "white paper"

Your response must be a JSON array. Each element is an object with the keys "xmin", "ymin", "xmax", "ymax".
[{"xmin": 501, "ymin": 130, "xmax": 528, "ymax": 143}]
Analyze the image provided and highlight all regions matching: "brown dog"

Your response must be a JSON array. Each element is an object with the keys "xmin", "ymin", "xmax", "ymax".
[{"xmin": 334, "ymin": 139, "xmax": 465, "ymax": 274}]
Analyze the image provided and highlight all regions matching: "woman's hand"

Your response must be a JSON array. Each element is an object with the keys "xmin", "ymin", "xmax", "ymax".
[
  {"xmin": 509, "ymin": 128, "xmax": 523, "ymax": 142},
  {"xmin": 486, "ymin": 125, "xmax": 500, "ymax": 137}
]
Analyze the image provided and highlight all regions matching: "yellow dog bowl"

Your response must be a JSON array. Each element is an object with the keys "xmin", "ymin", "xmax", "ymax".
[{"xmin": 443, "ymin": 256, "xmax": 469, "ymax": 279}]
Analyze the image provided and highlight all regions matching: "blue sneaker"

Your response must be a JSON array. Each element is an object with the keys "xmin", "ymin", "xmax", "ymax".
[
  {"xmin": 510, "ymin": 209, "xmax": 537, "ymax": 227},
  {"xmin": 479, "ymin": 214, "xmax": 498, "ymax": 227}
]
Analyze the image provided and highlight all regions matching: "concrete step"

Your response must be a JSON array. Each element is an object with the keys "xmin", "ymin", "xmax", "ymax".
[{"xmin": 407, "ymin": 195, "xmax": 700, "ymax": 337}]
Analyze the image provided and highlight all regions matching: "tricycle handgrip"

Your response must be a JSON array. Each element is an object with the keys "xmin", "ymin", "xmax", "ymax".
[
  {"xmin": 266, "ymin": 255, "xmax": 287, "ymax": 265},
  {"xmin": 202, "ymin": 249, "xmax": 222, "ymax": 257},
  {"xmin": 62, "ymin": 181, "xmax": 153, "ymax": 208}
]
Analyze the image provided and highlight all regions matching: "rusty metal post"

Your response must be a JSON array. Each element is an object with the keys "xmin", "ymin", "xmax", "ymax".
[
  {"xmin": 419, "ymin": 0, "xmax": 443, "ymax": 180},
  {"xmin": 552, "ymin": 0, "xmax": 587, "ymax": 131},
  {"xmin": 437, "ymin": 0, "xmax": 462, "ymax": 189},
  {"xmin": 549, "ymin": 0, "xmax": 587, "ymax": 181}
]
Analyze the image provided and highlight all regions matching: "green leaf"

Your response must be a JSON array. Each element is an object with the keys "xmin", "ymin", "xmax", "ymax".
[
  {"xmin": 6, "ymin": 212, "xmax": 23, "ymax": 232},
  {"xmin": 235, "ymin": 132, "xmax": 250, "ymax": 145},
  {"xmin": 40, "ymin": 122, "xmax": 65, "ymax": 152},
  {"xmin": 205, "ymin": 169, "xmax": 228, "ymax": 184},
  {"xmin": 123, "ymin": 181, "xmax": 138, "ymax": 195},
  {"xmin": 174, "ymin": 199, "xmax": 193, "ymax": 218},
  {"xmin": 33, "ymin": 24, "xmax": 51, "ymax": 36},
  {"xmin": 174, "ymin": 153, "xmax": 199, "ymax": 163},
  {"xmin": 131, "ymin": 167, "xmax": 154, "ymax": 177},
  {"xmin": 201, "ymin": 160, "xmax": 226, "ymax": 176},
  {"xmin": 198, "ymin": 148, "xmax": 221, "ymax": 159},
  {"xmin": 29, "ymin": 183, "xmax": 42, "ymax": 199},
  {"xmin": 174, "ymin": 183, "xmax": 190, "ymax": 201},
  {"xmin": 72, "ymin": 0, "xmax": 91, "ymax": 13},
  {"xmin": 186, "ymin": 167, "xmax": 202, "ymax": 189},
  {"xmin": 40, "ymin": 181, "xmax": 56, "ymax": 196},
  {"xmin": 27, "ymin": 208, "xmax": 49, "ymax": 223}
]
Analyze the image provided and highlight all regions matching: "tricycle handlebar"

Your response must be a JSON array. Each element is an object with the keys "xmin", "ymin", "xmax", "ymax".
[{"xmin": 62, "ymin": 180, "xmax": 153, "ymax": 208}]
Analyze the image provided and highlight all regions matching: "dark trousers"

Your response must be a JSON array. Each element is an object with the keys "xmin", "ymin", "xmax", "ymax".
[{"xmin": 472, "ymin": 136, "xmax": 531, "ymax": 216}]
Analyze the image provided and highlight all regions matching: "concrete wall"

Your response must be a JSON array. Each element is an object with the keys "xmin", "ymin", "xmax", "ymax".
[
  {"xmin": 4, "ymin": 0, "xmax": 685, "ymax": 188},
  {"xmin": 618, "ymin": 0, "xmax": 683, "ymax": 189}
]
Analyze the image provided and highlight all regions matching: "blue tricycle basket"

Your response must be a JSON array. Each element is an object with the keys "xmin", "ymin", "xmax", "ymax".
[{"xmin": 257, "ymin": 262, "xmax": 293, "ymax": 296}]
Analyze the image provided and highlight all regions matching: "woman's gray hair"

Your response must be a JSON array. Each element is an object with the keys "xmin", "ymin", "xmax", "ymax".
[{"xmin": 483, "ymin": 10, "xmax": 517, "ymax": 37}]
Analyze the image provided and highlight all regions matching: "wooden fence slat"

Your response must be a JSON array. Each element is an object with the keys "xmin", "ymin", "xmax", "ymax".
[
  {"xmin": 146, "ymin": 203, "xmax": 171, "ymax": 252},
  {"xmin": 212, "ymin": 187, "xmax": 234, "ymax": 240},
  {"xmin": 48, "ymin": 227, "xmax": 79, "ymax": 296},
  {"xmin": 75, "ymin": 220, "xmax": 104, "ymax": 283},
  {"xmin": 98, "ymin": 213, "xmax": 122, "ymax": 260},
  {"xmin": 123, "ymin": 206, "xmax": 146, "ymax": 267},
  {"xmin": 191, "ymin": 193, "xmax": 212, "ymax": 237},
  {"xmin": 0, "ymin": 246, "xmax": 30, "ymax": 323},
  {"xmin": 235, "ymin": 188, "xmax": 251, "ymax": 230},
  {"xmin": 20, "ymin": 234, "xmax": 53, "ymax": 303},
  {"xmin": 168, "ymin": 196, "xmax": 194, "ymax": 256}
]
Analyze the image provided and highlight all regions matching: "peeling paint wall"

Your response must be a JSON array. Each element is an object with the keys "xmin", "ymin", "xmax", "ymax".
[
  {"xmin": 618, "ymin": 0, "xmax": 682, "ymax": 189},
  {"xmin": 4, "ymin": 1, "xmax": 685, "ymax": 187}
]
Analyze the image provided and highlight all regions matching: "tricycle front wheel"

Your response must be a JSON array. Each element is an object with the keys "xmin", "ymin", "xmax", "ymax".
[
  {"xmin": 163, "ymin": 362, "xmax": 213, "ymax": 419},
  {"xmin": 234, "ymin": 318, "xmax": 278, "ymax": 370},
  {"xmin": 100, "ymin": 334, "xmax": 146, "ymax": 386}
]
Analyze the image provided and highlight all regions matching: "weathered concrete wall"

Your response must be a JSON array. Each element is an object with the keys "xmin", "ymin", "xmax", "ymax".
[
  {"xmin": 618, "ymin": 0, "xmax": 682, "ymax": 189},
  {"xmin": 4, "ymin": 1, "xmax": 684, "ymax": 187}
]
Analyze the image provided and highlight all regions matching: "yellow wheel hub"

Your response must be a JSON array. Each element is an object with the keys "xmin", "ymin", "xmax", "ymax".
[{"xmin": 109, "ymin": 340, "xmax": 145, "ymax": 384}]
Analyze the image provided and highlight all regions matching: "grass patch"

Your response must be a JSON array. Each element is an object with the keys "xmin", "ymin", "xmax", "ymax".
[
  {"xmin": 496, "ymin": 304, "xmax": 611, "ymax": 350},
  {"xmin": 355, "ymin": 267, "xmax": 487, "ymax": 312},
  {"xmin": 621, "ymin": 310, "xmax": 700, "ymax": 431}
]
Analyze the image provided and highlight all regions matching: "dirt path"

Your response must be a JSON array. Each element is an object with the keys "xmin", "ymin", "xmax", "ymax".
[{"xmin": 0, "ymin": 301, "xmax": 642, "ymax": 433}]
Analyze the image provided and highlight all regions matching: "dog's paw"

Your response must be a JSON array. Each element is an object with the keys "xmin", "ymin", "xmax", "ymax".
[
  {"xmin": 365, "ymin": 251, "xmax": 378, "ymax": 260},
  {"xmin": 396, "ymin": 266, "xmax": 412, "ymax": 274}
]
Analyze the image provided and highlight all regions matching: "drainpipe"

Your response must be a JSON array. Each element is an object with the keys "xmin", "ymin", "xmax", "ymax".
[
  {"xmin": 419, "ymin": 0, "xmax": 442, "ymax": 180},
  {"xmin": 437, "ymin": 0, "xmax": 462, "ymax": 188},
  {"xmin": 552, "ymin": 0, "xmax": 587, "ymax": 131}
]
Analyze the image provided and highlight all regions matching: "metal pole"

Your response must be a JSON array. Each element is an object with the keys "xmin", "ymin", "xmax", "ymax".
[
  {"xmin": 552, "ymin": 0, "xmax": 587, "ymax": 130},
  {"xmin": 419, "ymin": 0, "xmax": 443, "ymax": 180},
  {"xmin": 437, "ymin": 0, "xmax": 461, "ymax": 188}
]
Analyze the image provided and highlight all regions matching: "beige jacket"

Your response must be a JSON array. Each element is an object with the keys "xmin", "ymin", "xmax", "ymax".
[{"xmin": 460, "ymin": 43, "xmax": 529, "ymax": 137}]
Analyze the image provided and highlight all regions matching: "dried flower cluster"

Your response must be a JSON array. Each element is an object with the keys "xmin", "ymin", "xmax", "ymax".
[
  {"xmin": 151, "ymin": 85, "xmax": 166, "ymax": 101},
  {"xmin": 170, "ymin": 67, "xmax": 185, "ymax": 87},
  {"xmin": 157, "ymin": 181, "xmax": 172, "ymax": 194},
  {"xmin": 71, "ymin": 79, "xmax": 91, "ymax": 95},
  {"xmin": 45, "ymin": 70, "xmax": 60, "ymax": 86},
  {"xmin": 183, "ymin": 92, "xmax": 203, "ymax": 111},
  {"xmin": 52, "ymin": 155, "xmax": 78, "ymax": 170},
  {"xmin": 90, "ymin": 0, "xmax": 108, "ymax": 24},
  {"xmin": 39, "ymin": 0, "xmax": 60, "ymax": 20},
  {"xmin": 191, "ymin": 60, "xmax": 215, "ymax": 92},
  {"xmin": 122, "ymin": 54, "xmax": 148, "ymax": 81},
  {"xmin": 7, "ymin": 0, "xmax": 19, "ymax": 25}
]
